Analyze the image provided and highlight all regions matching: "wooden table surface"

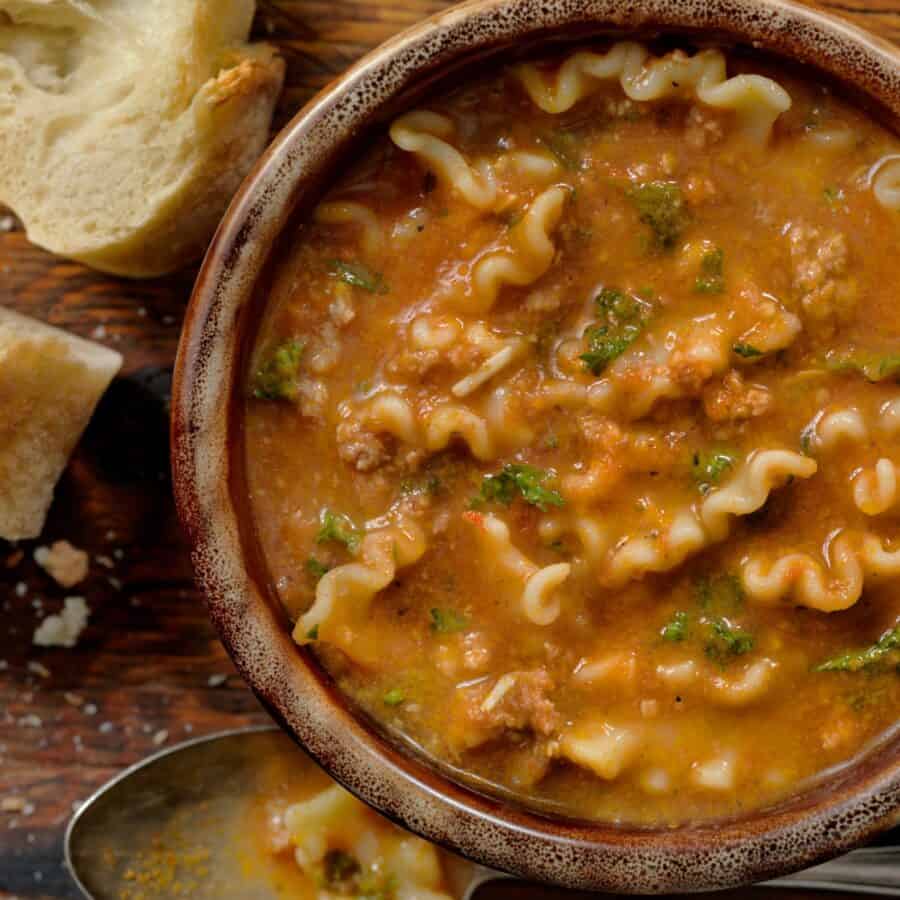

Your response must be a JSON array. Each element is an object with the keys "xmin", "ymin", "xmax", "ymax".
[{"xmin": 1, "ymin": 1, "xmax": 898, "ymax": 897}]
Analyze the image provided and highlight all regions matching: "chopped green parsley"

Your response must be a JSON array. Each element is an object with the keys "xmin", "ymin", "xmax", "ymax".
[
  {"xmin": 305, "ymin": 557, "xmax": 330, "ymax": 581},
  {"xmin": 319, "ymin": 849, "xmax": 397, "ymax": 899},
  {"xmin": 816, "ymin": 624, "xmax": 900, "ymax": 673},
  {"xmin": 627, "ymin": 180, "xmax": 688, "ymax": 249},
  {"xmin": 580, "ymin": 286, "xmax": 650, "ymax": 374},
  {"xmin": 800, "ymin": 425, "xmax": 815, "ymax": 456},
  {"xmin": 656, "ymin": 580, "xmax": 751, "ymax": 661},
  {"xmin": 328, "ymin": 259, "xmax": 388, "ymax": 294},
  {"xmin": 472, "ymin": 463, "xmax": 564, "ymax": 511},
  {"xmin": 399, "ymin": 473, "xmax": 442, "ymax": 496},
  {"xmin": 704, "ymin": 618, "xmax": 754, "ymax": 663},
  {"xmin": 321, "ymin": 849, "xmax": 360, "ymax": 890},
  {"xmin": 429, "ymin": 608, "xmax": 468, "ymax": 634},
  {"xmin": 824, "ymin": 350, "xmax": 900, "ymax": 383},
  {"xmin": 315, "ymin": 509, "xmax": 362, "ymax": 552},
  {"xmin": 581, "ymin": 327, "xmax": 640, "ymax": 374},
  {"xmin": 251, "ymin": 339, "xmax": 305, "ymax": 401},
  {"xmin": 661, "ymin": 610, "xmax": 689, "ymax": 642},
  {"xmin": 383, "ymin": 688, "xmax": 406, "ymax": 706},
  {"xmin": 733, "ymin": 343, "xmax": 763, "ymax": 358},
  {"xmin": 595, "ymin": 287, "xmax": 642, "ymax": 321},
  {"xmin": 691, "ymin": 449, "xmax": 736, "ymax": 493},
  {"xmin": 694, "ymin": 247, "xmax": 725, "ymax": 294},
  {"xmin": 539, "ymin": 130, "xmax": 583, "ymax": 171}
]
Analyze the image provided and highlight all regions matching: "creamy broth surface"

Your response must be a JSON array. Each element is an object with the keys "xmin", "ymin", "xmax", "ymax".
[{"xmin": 244, "ymin": 43, "xmax": 900, "ymax": 824}]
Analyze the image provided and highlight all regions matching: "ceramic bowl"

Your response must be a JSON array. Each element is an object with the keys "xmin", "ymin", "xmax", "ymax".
[{"xmin": 172, "ymin": 0, "xmax": 900, "ymax": 890}]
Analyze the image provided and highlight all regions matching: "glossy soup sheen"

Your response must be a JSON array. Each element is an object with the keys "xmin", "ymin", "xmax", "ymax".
[{"xmin": 244, "ymin": 43, "xmax": 900, "ymax": 825}]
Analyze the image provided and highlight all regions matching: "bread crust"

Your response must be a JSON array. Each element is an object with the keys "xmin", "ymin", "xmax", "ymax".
[
  {"xmin": 0, "ymin": 2, "xmax": 285, "ymax": 277},
  {"xmin": 0, "ymin": 308, "xmax": 122, "ymax": 540}
]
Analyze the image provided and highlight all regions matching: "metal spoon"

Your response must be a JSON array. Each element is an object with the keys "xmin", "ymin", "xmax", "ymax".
[{"xmin": 66, "ymin": 726, "xmax": 900, "ymax": 899}]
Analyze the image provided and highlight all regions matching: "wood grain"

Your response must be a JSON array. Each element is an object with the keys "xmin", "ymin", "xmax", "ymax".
[{"xmin": 0, "ymin": 2, "xmax": 896, "ymax": 897}]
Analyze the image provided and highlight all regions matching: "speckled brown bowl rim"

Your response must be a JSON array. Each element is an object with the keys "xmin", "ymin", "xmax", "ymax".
[{"xmin": 172, "ymin": 0, "xmax": 900, "ymax": 891}]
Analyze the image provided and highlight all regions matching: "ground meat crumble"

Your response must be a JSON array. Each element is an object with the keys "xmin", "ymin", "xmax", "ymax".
[
  {"xmin": 452, "ymin": 668, "xmax": 561, "ymax": 751},
  {"xmin": 336, "ymin": 420, "xmax": 394, "ymax": 472},
  {"xmin": 788, "ymin": 224, "xmax": 857, "ymax": 331},
  {"xmin": 703, "ymin": 370, "xmax": 772, "ymax": 422}
]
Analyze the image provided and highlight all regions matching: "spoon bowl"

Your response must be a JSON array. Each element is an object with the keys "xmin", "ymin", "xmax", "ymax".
[
  {"xmin": 66, "ymin": 726, "xmax": 900, "ymax": 899},
  {"xmin": 64, "ymin": 726, "xmax": 515, "ymax": 900},
  {"xmin": 66, "ymin": 726, "xmax": 288, "ymax": 900}
]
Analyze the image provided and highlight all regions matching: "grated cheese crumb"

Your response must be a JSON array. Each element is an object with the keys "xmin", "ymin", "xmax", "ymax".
[
  {"xmin": 26, "ymin": 661, "xmax": 50, "ymax": 679},
  {"xmin": 1, "ymin": 796, "xmax": 25, "ymax": 813}
]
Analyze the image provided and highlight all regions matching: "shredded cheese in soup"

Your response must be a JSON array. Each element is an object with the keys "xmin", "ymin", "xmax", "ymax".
[{"xmin": 244, "ymin": 42, "xmax": 900, "ymax": 824}]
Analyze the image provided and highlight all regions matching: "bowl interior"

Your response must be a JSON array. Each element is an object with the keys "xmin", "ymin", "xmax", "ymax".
[{"xmin": 173, "ymin": 0, "xmax": 900, "ymax": 890}]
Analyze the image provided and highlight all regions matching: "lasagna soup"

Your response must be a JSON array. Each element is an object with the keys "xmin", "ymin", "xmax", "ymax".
[{"xmin": 245, "ymin": 42, "xmax": 900, "ymax": 824}]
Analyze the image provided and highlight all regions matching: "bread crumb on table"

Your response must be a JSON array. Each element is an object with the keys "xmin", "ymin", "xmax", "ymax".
[
  {"xmin": 26, "ymin": 661, "xmax": 50, "ymax": 679},
  {"xmin": 34, "ymin": 540, "xmax": 89, "ymax": 588},
  {"xmin": 32, "ymin": 596, "xmax": 90, "ymax": 648}
]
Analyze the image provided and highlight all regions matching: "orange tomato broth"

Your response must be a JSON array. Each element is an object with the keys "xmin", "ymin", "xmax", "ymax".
[{"xmin": 243, "ymin": 44, "xmax": 900, "ymax": 825}]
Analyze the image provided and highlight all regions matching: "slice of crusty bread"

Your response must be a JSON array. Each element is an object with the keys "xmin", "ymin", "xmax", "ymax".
[
  {"xmin": 0, "ymin": 1, "xmax": 284, "ymax": 277},
  {"xmin": 0, "ymin": 307, "xmax": 122, "ymax": 541}
]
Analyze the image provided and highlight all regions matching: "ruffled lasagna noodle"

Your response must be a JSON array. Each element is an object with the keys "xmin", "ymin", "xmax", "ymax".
[
  {"xmin": 245, "ymin": 41, "xmax": 900, "ymax": 826},
  {"xmin": 514, "ymin": 43, "xmax": 791, "ymax": 142}
]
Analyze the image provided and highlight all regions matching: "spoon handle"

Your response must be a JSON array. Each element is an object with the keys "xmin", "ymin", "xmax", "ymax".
[{"xmin": 763, "ymin": 846, "xmax": 900, "ymax": 896}]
